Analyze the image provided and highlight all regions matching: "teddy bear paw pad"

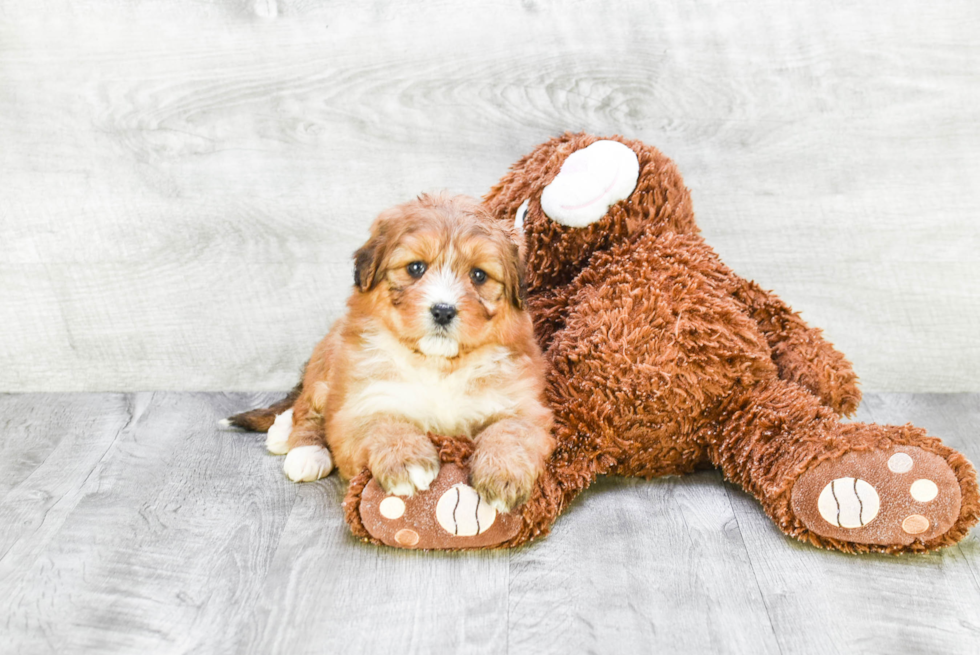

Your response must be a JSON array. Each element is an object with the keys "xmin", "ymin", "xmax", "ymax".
[
  {"xmin": 359, "ymin": 463, "xmax": 521, "ymax": 549},
  {"xmin": 791, "ymin": 447, "xmax": 961, "ymax": 546}
]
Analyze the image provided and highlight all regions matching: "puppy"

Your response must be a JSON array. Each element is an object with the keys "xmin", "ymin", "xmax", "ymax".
[{"xmin": 227, "ymin": 193, "xmax": 554, "ymax": 512}]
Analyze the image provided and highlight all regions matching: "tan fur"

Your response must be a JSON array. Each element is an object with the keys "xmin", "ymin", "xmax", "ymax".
[{"xmin": 288, "ymin": 193, "xmax": 553, "ymax": 510}]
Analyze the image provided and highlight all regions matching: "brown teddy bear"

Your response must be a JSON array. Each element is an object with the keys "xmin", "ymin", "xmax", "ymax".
[{"xmin": 344, "ymin": 133, "xmax": 979, "ymax": 554}]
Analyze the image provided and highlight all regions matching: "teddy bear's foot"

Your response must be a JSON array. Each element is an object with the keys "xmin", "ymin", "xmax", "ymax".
[
  {"xmin": 357, "ymin": 462, "xmax": 522, "ymax": 549},
  {"xmin": 791, "ymin": 447, "xmax": 962, "ymax": 547}
]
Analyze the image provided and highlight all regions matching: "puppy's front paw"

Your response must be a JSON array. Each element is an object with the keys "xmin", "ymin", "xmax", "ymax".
[
  {"xmin": 469, "ymin": 450, "xmax": 541, "ymax": 514},
  {"xmin": 283, "ymin": 445, "xmax": 334, "ymax": 482},
  {"xmin": 371, "ymin": 441, "xmax": 440, "ymax": 498}
]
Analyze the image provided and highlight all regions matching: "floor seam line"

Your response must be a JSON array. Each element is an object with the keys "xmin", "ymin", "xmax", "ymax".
[{"xmin": 722, "ymin": 482, "xmax": 785, "ymax": 655}]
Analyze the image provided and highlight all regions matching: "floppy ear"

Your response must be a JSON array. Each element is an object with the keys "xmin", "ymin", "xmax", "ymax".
[
  {"xmin": 507, "ymin": 205, "xmax": 529, "ymax": 269},
  {"xmin": 353, "ymin": 233, "xmax": 387, "ymax": 292},
  {"xmin": 354, "ymin": 205, "xmax": 408, "ymax": 291},
  {"xmin": 501, "ymin": 238, "xmax": 527, "ymax": 310}
]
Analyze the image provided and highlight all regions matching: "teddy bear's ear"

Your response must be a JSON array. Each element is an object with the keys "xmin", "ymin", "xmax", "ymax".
[{"xmin": 540, "ymin": 140, "xmax": 640, "ymax": 228}]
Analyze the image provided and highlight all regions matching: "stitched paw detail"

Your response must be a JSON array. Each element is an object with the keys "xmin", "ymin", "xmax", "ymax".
[
  {"xmin": 793, "ymin": 447, "xmax": 962, "ymax": 546},
  {"xmin": 358, "ymin": 463, "xmax": 521, "ymax": 549}
]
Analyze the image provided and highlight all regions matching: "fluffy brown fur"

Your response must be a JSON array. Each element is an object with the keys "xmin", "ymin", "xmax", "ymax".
[{"xmin": 231, "ymin": 193, "xmax": 554, "ymax": 512}]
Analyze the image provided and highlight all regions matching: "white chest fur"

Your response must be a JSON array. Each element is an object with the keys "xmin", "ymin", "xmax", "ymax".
[{"xmin": 343, "ymin": 331, "xmax": 522, "ymax": 437}]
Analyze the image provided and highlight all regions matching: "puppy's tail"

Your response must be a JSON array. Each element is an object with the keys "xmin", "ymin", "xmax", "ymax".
[{"xmin": 222, "ymin": 380, "xmax": 304, "ymax": 432}]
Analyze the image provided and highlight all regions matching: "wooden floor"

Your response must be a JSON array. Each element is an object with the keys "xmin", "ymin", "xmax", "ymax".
[{"xmin": 1, "ymin": 393, "xmax": 978, "ymax": 654}]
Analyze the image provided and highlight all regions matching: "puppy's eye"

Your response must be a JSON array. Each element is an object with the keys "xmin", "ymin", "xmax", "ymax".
[
  {"xmin": 407, "ymin": 261, "xmax": 427, "ymax": 279},
  {"xmin": 470, "ymin": 268, "xmax": 487, "ymax": 285}
]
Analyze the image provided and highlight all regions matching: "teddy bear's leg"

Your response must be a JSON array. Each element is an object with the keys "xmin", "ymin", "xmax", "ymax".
[
  {"xmin": 708, "ymin": 378, "xmax": 978, "ymax": 553},
  {"xmin": 477, "ymin": 398, "xmax": 711, "ymax": 548},
  {"xmin": 731, "ymin": 279, "xmax": 861, "ymax": 416}
]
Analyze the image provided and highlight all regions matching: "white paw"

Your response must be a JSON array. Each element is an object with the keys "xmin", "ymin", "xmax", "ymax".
[
  {"xmin": 386, "ymin": 463, "xmax": 440, "ymax": 497},
  {"xmin": 283, "ymin": 445, "xmax": 334, "ymax": 482},
  {"xmin": 408, "ymin": 463, "xmax": 438, "ymax": 492},
  {"xmin": 485, "ymin": 497, "xmax": 511, "ymax": 514},
  {"xmin": 386, "ymin": 480, "xmax": 417, "ymax": 497},
  {"xmin": 265, "ymin": 408, "xmax": 292, "ymax": 455}
]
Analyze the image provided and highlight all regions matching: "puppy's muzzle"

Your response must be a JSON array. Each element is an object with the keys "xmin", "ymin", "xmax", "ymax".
[{"xmin": 430, "ymin": 303, "xmax": 457, "ymax": 326}]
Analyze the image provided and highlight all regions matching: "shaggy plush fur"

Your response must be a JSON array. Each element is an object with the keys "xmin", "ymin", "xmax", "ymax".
[
  {"xmin": 346, "ymin": 133, "xmax": 978, "ymax": 553},
  {"xmin": 462, "ymin": 132, "xmax": 978, "ymax": 553}
]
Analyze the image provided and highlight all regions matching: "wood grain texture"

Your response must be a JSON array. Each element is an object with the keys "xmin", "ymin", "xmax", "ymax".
[
  {"xmin": 723, "ymin": 394, "xmax": 980, "ymax": 654},
  {"xmin": 1, "ymin": 392, "xmax": 978, "ymax": 654},
  {"xmin": 0, "ymin": 392, "xmax": 296, "ymax": 653},
  {"xmin": 239, "ymin": 480, "xmax": 511, "ymax": 655},
  {"xmin": 506, "ymin": 473, "xmax": 781, "ymax": 655},
  {"xmin": 1, "ymin": 0, "xmax": 979, "ymax": 392}
]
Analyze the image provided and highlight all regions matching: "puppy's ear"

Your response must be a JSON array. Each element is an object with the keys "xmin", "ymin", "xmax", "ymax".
[
  {"xmin": 353, "ymin": 233, "xmax": 387, "ymax": 292},
  {"xmin": 501, "ymin": 239, "xmax": 527, "ymax": 310},
  {"xmin": 506, "ymin": 211, "xmax": 528, "ymax": 268}
]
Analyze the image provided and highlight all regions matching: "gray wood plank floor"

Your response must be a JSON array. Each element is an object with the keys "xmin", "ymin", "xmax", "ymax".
[{"xmin": 1, "ymin": 392, "xmax": 978, "ymax": 654}]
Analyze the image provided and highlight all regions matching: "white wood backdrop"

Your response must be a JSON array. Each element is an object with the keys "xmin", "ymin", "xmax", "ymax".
[{"xmin": 1, "ymin": 0, "xmax": 978, "ymax": 392}]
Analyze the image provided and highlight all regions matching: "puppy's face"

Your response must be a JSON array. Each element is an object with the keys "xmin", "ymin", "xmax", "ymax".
[{"xmin": 351, "ymin": 194, "xmax": 526, "ymax": 358}]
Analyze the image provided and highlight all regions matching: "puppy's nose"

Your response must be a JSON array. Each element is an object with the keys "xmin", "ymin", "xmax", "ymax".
[{"xmin": 430, "ymin": 303, "xmax": 457, "ymax": 326}]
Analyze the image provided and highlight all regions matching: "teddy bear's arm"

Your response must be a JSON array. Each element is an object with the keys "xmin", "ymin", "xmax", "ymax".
[{"xmin": 731, "ymin": 278, "xmax": 861, "ymax": 416}]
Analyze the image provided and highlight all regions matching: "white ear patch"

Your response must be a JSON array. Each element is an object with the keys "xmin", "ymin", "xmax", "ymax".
[
  {"xmin": 515, "ymin": 199, "xmax": 530, "ymax": 231},
  {"xmin": 540, "ymin": 140, "xmax": 640, "ymax": 228}
]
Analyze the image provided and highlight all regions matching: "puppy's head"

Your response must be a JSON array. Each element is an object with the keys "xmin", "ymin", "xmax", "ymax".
[{"xmin": 351, "ymin": 193, "xmax": 526, "ymax": 358}]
